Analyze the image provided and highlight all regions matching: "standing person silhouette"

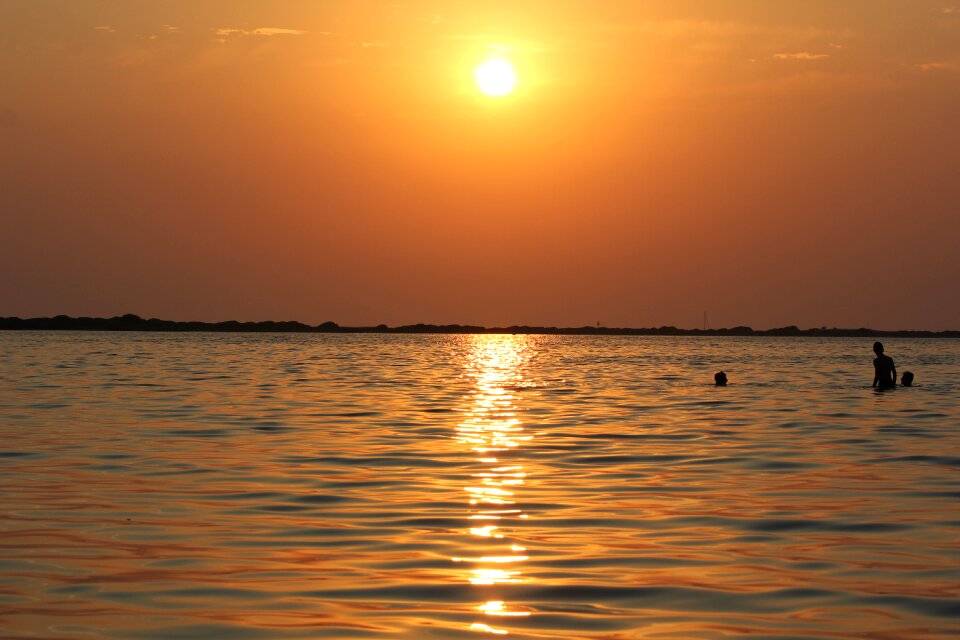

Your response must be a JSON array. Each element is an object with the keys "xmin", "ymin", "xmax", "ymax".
[{"xmin": 872, "ymin": 342, "xmax": 897, "ymax": 390}]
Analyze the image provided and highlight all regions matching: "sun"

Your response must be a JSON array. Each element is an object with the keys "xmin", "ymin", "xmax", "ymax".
[{"xmin": 475, "ymin": 58, "xmax": 517, "ymax": 97}]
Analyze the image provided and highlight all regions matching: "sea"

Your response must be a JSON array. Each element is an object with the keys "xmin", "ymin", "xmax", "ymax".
[{"xmin": 0, "ymin": 332, "xmax": 958, "ymax": 639}]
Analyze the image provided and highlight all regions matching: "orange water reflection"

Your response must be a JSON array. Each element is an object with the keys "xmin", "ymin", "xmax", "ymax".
[{"xmin": 455, "ymin": 335, "xmax": 536, "ymax": 634}]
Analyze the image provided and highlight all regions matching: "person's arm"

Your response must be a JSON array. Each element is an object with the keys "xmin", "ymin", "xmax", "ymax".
[
  {"xmin": 891, "ymin": 359, "xmax": 897, "ymax": 385},
  {"xmin": 873, "ymin": 359, "xmax": 879, "ymax": 387}
]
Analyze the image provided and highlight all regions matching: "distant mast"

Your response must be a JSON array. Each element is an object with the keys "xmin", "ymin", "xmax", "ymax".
[{"xmin": 703, "ymin": 311, "xmax": 709, "ymax": 331}]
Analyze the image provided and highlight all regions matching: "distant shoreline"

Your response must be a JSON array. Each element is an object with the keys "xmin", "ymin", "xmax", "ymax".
[{"xmin": 1, "ymin": 315, "xmax": 957, "ymax": 338}]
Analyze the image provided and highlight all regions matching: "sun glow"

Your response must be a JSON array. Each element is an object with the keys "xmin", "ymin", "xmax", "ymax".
[{"xmin": 475, "ymin": 58, "xmax": 517, "ymax": 97}]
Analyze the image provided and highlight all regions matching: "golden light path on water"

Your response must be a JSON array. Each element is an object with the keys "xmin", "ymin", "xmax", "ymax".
[{"xmin": 455, "ymin": 336, "xmax": 536, "ymax": 635}]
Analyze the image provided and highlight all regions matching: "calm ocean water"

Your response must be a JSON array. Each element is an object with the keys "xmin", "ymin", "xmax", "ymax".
[{"xmin": 1, "ymin": 332, "xmax": 958, "ymax": 639}]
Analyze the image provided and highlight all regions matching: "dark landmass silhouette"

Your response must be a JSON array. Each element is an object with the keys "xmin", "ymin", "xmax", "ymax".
[{"xmin": 1, "ymin": 314, "xmax": 958, "ymax": 338}]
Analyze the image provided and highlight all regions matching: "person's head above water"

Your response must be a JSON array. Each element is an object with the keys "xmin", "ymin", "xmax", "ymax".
[
  {"xmin": 873, "ymin": 341, "xmax": 884, "ymax": 356},
  {"xmin": 901, "ymin": 371, "xmax": 914, "ymax": 387},
  {"xmin": 714, "ymin": 371, "xmax": 728, "ymax": 386}
]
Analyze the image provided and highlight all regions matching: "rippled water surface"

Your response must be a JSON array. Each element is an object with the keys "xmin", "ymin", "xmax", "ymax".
[{"xmin": 1, "ymin": 332, "xmax": 958, "ymax": 639}]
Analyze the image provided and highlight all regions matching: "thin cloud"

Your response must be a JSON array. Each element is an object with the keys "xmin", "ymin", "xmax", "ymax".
[
  {"xmin": 916, "ymin": 61, "xmax": 957, "ymax": 71},
  {"xmin": 215, "ymin": 27, "xmax": 307, "ymax": 37},
  {"xmin": 253, "ymin": 27, "xmax": 307, "ymax": 36},
  {"xmin": 592, "ymin": 19, "xmax": 849, "ymax": 42},
  {"xmin": 93, "ymin": 25, "xmax": 116, "ymax": 33},
  {"xmin": 362, "ymin": 41, "xmax": 390, "ymax": 48},
  {"xmin": 585, "ymin": 20, "xmax": 851, "ymax": 67},
  {"xmin": 774, "ymin": 52, "xmax": 830, "ymax": 61},
  {"xmin": 444, "ymin": 34, "xmax": 558, "ymax": 54}
]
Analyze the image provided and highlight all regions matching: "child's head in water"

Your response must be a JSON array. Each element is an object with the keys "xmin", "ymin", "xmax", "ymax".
[
  {"xmin": 901, "ymin": 371, "xmax": 914, "ymax": 387},
  {"xmin": 714, "ymin": 371, "xmax": 728, "ymax": 386}
]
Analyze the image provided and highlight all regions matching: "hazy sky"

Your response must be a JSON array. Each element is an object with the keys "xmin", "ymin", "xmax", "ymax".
[{"xmin": 2, "ymin": 1, "xmax": 958, "ymax": 329}]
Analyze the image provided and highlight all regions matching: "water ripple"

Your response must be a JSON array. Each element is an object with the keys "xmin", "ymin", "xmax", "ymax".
[{"xmin": 0, "ymin": 332, "xmax": 957, "ymax": 639}]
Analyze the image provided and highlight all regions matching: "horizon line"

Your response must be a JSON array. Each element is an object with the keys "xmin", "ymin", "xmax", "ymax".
[{"xmin": 1, "ymin": 314, "xmax": 958, "ymax": 337}]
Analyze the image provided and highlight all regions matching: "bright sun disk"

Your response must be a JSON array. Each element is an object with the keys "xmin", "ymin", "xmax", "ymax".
[{"xmin": 475, "ymin": 58, "xmax": 517, "ymax": 97}]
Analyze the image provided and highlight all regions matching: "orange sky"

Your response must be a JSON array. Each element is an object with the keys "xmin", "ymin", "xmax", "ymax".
[{"xmin": 2, "ymin": 1, "xmax": 958, "ymax": 329}]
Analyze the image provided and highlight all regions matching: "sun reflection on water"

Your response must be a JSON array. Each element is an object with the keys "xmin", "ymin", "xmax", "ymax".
[{"xmin": 456, "ymin": 335, "xmax": 537, "ymax": 634}]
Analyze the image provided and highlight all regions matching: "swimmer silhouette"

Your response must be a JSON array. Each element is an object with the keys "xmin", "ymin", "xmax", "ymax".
[
  {"xmin": 714, "ymin": 371, "xmax": 728, "ymax": 386},
  {"xmin": 901, "ymin": 371, "xmax": 914, "ymax": 387},
  {"xmin": 872, "ymin": 342, "xmax": 897, "ymax": 390}
]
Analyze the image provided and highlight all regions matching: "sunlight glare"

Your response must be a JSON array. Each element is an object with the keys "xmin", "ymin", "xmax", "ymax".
[{"xmin": 475, "ymin": 59, "xmax": 517, "ymax": 97}]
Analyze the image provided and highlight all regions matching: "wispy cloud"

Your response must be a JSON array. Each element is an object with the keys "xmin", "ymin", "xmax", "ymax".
[
  {"xmin": 93, "ymin": 25, "xmax": 116, "ymax": 33},
  {"xmin": 592, "ymin": 19, "xmax": 849, "ymax": 42},
  {"xmin": 362, "ymin": 41, "xmax": 390, "ymax": 48},
  {"xmin": 585, "ymin": 20, "xmax": 850, "ymax": 70},
  {"xmin": 774, "ymin": 52, "xmax": 830, "ymax": 61},
  {"xmin": 253, "ymin": 27, "xmax": 307, "ymax": 36},
  {"xmin": 215, "ymin": 27, "xmax": 308, "ymax": 38},
  {"xmin": 444, "ymin": 34, "xmax": 558, "ymax": 54},
  {"xmin": 916, "ymin": 61, "xmax": 957, "ymax": 71}
]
